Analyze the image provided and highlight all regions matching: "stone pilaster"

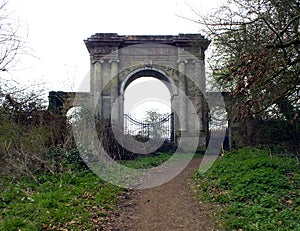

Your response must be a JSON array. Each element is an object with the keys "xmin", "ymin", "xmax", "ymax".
[
  {"xmin": 177, "ymin": 58, "xmax": 188, "ymax": 131},
  {"xmin": 91, "ymin": 59, "xmax": 104, "ymax": 113},
  {"xmin": 109, "ymin": 58, "xmax": 120, "ymax": 121}
]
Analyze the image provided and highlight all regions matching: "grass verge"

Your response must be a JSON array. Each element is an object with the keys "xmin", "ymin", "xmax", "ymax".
[
  {"xmin": 193, "ymin": 147, "xmax": 300, "ymax": 230},
  {"xmin": 0, "ymin": 169, "xmax": 122, "ymax": 230}
]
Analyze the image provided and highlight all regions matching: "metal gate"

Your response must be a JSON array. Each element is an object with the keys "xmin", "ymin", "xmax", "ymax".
[{"xmin": 124, "ymin": 113, "xmax": 174, "ymax": 141}]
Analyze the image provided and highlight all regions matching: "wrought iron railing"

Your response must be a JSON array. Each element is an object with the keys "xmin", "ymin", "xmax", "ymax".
[{"xmin": 124, "ymin": 113, "xmax": 174, "ymax": 141}]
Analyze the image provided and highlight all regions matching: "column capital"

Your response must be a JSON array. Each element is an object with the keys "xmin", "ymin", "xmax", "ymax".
[
  {"xmin": 92, "ymin": 59, "xmax": 104, "ymax": 65},
  {"xmin": 177, "ymin": 59, "xmax": 188, "ymax": 64},
  {"xmin": 108, "ymin": 58, "xmax": 120, "ymax": 64}
]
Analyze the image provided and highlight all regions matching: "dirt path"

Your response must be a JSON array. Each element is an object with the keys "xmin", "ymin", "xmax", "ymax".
[{"xmin": 102, "ymin": 158, "xmax": 216, "ymax": 231}]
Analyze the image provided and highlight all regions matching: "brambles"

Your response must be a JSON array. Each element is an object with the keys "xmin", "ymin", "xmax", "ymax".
[{"xmin": 0, "ymin": 89, "xmax": 69, "ymax": 179}]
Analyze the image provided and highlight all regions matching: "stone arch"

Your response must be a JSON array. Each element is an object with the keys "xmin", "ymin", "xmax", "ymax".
[
  {"xmin": 120, "ymin": 67, "xmax": 177, "ymax": 97},
  {"xmin": 48, "ymin": 33, "xmax": 215, "ymax": 150},
  {"xmin": 119, "ymin": 67, "xmax": 175, "ymax": 140},
  {"xmin": 66, "ymin": 106, "xmax": 84, "ymax": 124}
]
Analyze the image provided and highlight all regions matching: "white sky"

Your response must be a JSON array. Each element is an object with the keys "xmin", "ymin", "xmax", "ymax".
[
  {"xmin": 5, "ymin": 0, "xmax": 222, "ymax": 90},
  {"xmin": 124, "ymin": 77, "xmax": 171, "ymax": 118},
  {"xmin": 4, "ymin": 0, "xmax": 222, "ymax": 118}
]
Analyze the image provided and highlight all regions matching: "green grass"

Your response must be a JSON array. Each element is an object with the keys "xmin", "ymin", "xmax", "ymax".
[
  {"xmin": 120, "ymin": 152, "xmax": 174, "ymax": 169},
  {"xmin": 0, "ymin": 151, "xmax": 185, "ymax": 230},
  {"xmin": 193, "ymin": 147, "xmax": 300, "ymax": 230},
  {"xmin": 121, "ymin": 152, "xmax": 202, "ymax": 169},
  {"xmin": 0, "ymin": 170, "xmax": 122, "ymax": 230}
]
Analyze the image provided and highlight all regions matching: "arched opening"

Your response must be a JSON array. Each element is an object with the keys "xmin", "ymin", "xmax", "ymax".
[
  {"xmin": 122, "ymin": 71, "xmax": 174, "ymax": 140},
  {"xmin": 66, "ymin": 106, "xmax": 83, "ymax": 124},
  {"xmin": 124, "ymin": 77, "xmax": 171, "ymax": 119}
]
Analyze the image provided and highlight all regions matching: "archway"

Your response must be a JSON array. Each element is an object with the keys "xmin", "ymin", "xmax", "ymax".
[
  {"xmin": 66, "ymin": 106, "xmax": 83, "ymax": 124},
  {"xmin": 122, "ymin": 71, "xmax": 173, "ymax": 140},
  {"xmin": 49, "ymin": 33, "xmax": 212, "ymax": 150}
]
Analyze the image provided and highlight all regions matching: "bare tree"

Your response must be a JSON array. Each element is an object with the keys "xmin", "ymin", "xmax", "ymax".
[
  {"xmin": 192, "ymin": 0, "xmax": 299, "ymax": 123},
  {"xmin": 0, "ymin": 0, "xmax": 22, "ymax": 72}
]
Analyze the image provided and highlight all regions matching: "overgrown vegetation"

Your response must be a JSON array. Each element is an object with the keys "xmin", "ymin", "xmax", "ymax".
[
  {"xmin": 0, "ymin": 87, "xmax": 125, "ymax": 230},
  {"xmin": 193, "ymin": 147, "xmax": 300, "ymax": 230},
  {"xmin": 0, "ymin": 77, "xmax": 180, "ymax": 228},
  {"xmin": 196, "ymin": 0, "xmax": 299, "ymax": 122},
  {"xmin": 0, "ymin": 150, "xmax": 185, "ymax": 230},
  {"xmin": 0, "ymin": 89, "xmax": 71, "ymax": 179},
  {"xmin": 192, "ymin": 0, "xmax": 299, "ymax": 150},
  {"xmin": 0, "ymin": 169, "xmax": 122, "ymax": 230},
  {"xmin": 0, "ymin": 84, "xmax": 179, "ymax": 229}
]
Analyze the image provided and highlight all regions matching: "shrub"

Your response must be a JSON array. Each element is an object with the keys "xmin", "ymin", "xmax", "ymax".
[{"xmin": 0, "ymin": 90, "xmax": 73, "ymax": 179}]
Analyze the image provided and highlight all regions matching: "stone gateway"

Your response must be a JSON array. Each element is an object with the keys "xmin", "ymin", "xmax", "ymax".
[{"xmin": 49, "ymin": 33, "xmax": 241, "ymax": 150}]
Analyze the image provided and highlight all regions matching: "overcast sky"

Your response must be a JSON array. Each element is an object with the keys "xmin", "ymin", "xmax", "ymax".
[
  {"xmin": 5, "ymin": 0, "xmax": 221, "ymax": 89},
  {"xmin": 4, "ymin": 0, "xmax": 222, "ymax": 118}
]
